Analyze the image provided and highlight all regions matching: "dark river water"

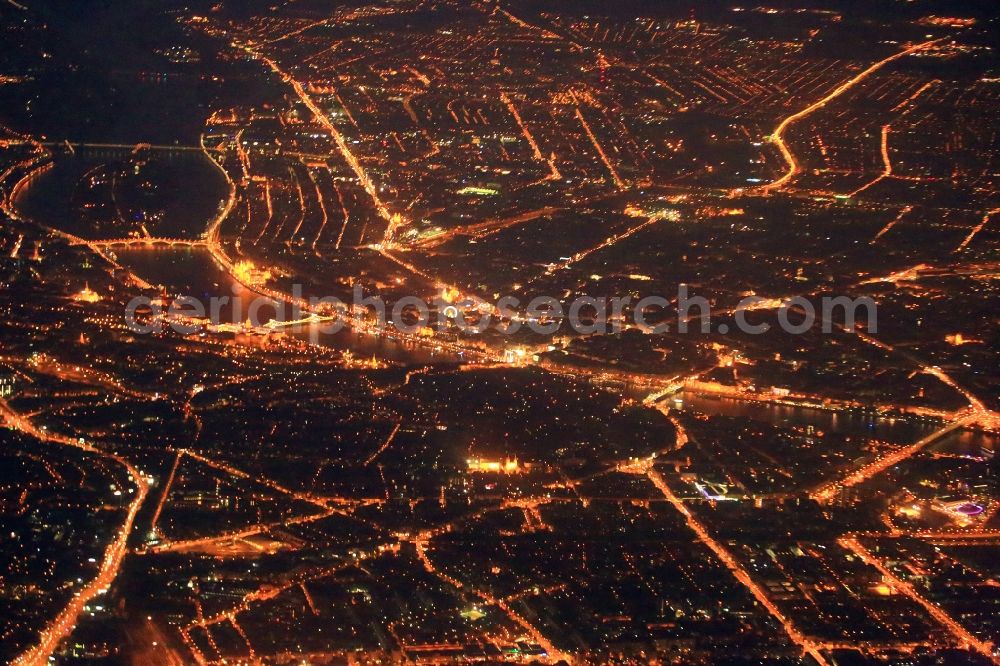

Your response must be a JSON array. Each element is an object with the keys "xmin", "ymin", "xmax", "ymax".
[
  {"xmin": 13, "ymin": 151, "xmax": 458, "ymax": 366},
  {"xmin": 675, "ymin": 392, "xmax": 995, "ymax": 453},
  {"xmin": 112, "ymin": 247, "xmax": 459, "ymax": 366},
  {"xmin": 15, "ymin": 151, "xmax": 226, "ymax": 240},
  {"xmin": 12, "ymin": 134, "xmax": 996, "ymax": 453}
]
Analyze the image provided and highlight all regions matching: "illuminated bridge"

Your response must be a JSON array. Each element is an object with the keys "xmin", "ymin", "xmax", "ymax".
[
  {"xmin": 1, "ymin": 139, "xmax": 225, "ymax": 160},
  {"xmin": 90, "ymin": 237, "xmax": 208, "ymax": 249}
]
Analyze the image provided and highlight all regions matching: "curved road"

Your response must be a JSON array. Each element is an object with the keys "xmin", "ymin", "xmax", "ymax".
[
  {"xmin": 757, "ymin": 38, "xmax": 944, "ymax": 194},
  {"xmin": 1, "ymin": 398, "xmax": 149, "ymax": 666}
]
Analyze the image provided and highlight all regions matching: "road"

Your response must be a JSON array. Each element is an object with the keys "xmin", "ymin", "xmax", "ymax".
[
  {"xmin": 639, "ymin": 461, "xmax": 830, "ymax": 665},
  {"xmin": 246, "ymin": 48, "xmax": 403, "ymax": 244},
  {"xmin": 839, "ymin": 536, "xmax": 997, "ymax": 662},
  {"xmin": 1, "ymin": 398, "xmax": 149, "ymax": 666},
  {"xmin": 811, "ymin": 415, "xmax": 976, "ymax": 502},
  {"xmin": 755, "ymin": 38, "xmax": 944, "ymax": 194}
]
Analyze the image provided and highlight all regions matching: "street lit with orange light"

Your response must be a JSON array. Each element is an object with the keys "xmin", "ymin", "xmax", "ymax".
[{"xmin": 0, "ymin": 1, "xmax": 998, "ymax": 664}]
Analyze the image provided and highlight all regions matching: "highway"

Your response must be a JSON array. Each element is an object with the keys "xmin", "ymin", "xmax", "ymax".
[{"xmin": 1, "ymin": 398, "xmax": 149, "ymax": 666}]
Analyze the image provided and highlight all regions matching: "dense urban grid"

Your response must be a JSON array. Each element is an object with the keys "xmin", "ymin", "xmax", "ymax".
[{"xmin": 0, "ymin": 0, "xmax": 998, "ymax": 664}]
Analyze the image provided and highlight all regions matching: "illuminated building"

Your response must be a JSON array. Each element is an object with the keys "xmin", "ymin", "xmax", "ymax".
[
  {"xmin": 466, "ymin": 457, "xmax": 523, "ymax": 474},
  {"xmin": 71, "ymin": 284, "xmax": 101, "ymax": 303}
]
